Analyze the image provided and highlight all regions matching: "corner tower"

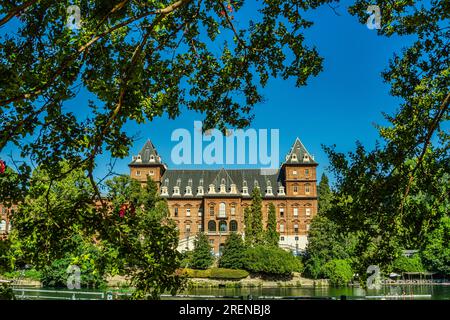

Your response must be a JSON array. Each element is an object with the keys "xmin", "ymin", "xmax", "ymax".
[
  {"xmin": 128, "ymin": 139, "xmax": 166, "ymax": 187},
  {"xmin": 282, "ymin": 137, "xmax": 318, "ymax": 199}
]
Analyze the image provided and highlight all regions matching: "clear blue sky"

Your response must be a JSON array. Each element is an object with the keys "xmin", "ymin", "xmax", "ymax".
[{"xmin": 1, "ymin": 0, "xmax": 416, "ymax": 186}]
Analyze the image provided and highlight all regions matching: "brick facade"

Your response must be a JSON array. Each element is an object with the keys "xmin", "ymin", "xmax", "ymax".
[{"xmin": 131, "ymin": 138, "xmax": 318, "ymax": 255}]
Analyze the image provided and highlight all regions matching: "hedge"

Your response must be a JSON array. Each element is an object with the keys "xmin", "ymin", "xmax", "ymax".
[{"xmin": 182, "ymin": 268, "xmax": 249, "ymax": 280}]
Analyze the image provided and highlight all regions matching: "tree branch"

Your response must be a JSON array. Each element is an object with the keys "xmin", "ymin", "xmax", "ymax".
[
  {"xmin": 0, "ymin": 0, "xmax": 37, "ymax": 27},
  {"xmin": 399, "ymin": 91, "xmax": 450, "ymax": 213}
]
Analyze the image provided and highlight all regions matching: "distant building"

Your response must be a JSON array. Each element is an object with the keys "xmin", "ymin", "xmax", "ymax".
[
  {"xmin": 0, "ymin": 203, "xmax": 15, "ymax": 240},
  {"xmin": 129, "ymin": 138, "xmax": 318, "ymax": 255}
]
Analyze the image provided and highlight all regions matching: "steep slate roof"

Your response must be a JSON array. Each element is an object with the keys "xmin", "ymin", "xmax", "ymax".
[
  {"xmin": 161, "ymin": 169, "xmax": 284, "ymax": 198},
  {"xmin": 283, "ymin": 137, "xmax": 317, "ymax": 165},
  {"xmin": 129, "ymin": 139, "xmax": 164, "ymax": 166}
]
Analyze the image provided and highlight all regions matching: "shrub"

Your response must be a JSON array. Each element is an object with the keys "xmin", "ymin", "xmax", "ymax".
[
  {"xmin": 41, "ymin": 257, "xmax": 106, "ymax": 288},
  {"xmin": 322, "ymin": 259, "xmax": 353, "ymax": 286},
  {"xmin": 209, "ymin": 268, "xmax": 249, "ymax": 280},
  {"xmin": 0, "ymin": 283, "xmax": 15, "ymax": 300},
  {"xmin": 392, "ymin": 255, "xmax": 425, "ymax": 273},
  {"xmin": 182, "ymin": 268, "xmax": 249, "ymax": 280},
  {"xmin": 244, "ymin": 246, "xmax": 304, "ymax": 276}
]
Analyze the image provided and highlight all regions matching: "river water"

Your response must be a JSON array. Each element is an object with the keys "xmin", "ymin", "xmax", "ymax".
[
  {"xmin": 12, "ymin": 285, "xmax": 450, "ymax": 300},
  {"xmin": 183, "ymin": 285, "xmax": 450, "ymax": 300}
]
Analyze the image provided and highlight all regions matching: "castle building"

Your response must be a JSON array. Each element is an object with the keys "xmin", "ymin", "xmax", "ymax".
[{"xmin": 129, "ymin": 138, "xmax": 318, "ymax": 255}]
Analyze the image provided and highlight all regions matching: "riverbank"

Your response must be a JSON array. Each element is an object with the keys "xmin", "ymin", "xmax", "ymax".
[{"xmin": 3, "ymin": 273, "xmax": 449, "ymax": 289}]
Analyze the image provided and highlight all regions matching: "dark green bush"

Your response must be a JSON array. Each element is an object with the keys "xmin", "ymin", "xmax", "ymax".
[
  {"xmin": 243, "ymin": 246, "xmax": 304, "ymax": 276},
  {"xmin": 0, "ymin": 283, "xmax": 15, "ymax": 300}
]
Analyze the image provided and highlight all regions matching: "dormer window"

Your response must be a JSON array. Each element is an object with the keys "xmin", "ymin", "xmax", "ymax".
[
  {"xmin": 161, "ymin": 186, "xmax": 168, "ymax": 196},
  {"xmin": 278, "ymin": 185, "xmax": 285, "ymax": 195},
  {"xmin": 291, "ymin": 154, "xmax": 298, "ymax": 162},
  {"xmin": 220, "ymin": 179, "xmax": 226, "ymax": 193},
  {"xmin": 150, "ymin": 155, "xmax": 155, "ymax": 162},
  {"xmin": 303, "ymin": 154, "xmax": 310, "ymax": 162},
  {"xmin": 185, "ymin": 186, "xmax": 192, "ymax": 196},
  {"xmin": 208, "ymin": 184, "xmax": 215, "ymax": 194},
  {"xmin": 242, "ymin": 180, "xmax": 248, "ymax": 195},
  {"xmin": 173, "ymin": 186, "xmax": 180, "ymax": 196},
  {"xmin": 230, "ymin": 184, "xmax": 237, "ymax": 194},
  {"xmin": 136, "ymin": 155, "xmax": 142, "ymax": 163},
  {"xmin": 197, "ymin": 186, "xmax": 204, "ymax": 195},
  {"xmin": 254, "ymin": 180, "xmax": 259, "ymax": 189},
  {"xmin": 266, "ymin": 186, "xmax": 273, "ymax": 196}
]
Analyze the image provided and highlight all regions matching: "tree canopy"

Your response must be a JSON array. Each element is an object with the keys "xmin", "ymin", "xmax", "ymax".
[{"xmin": 0, "ymin": 0, "xmax": 333, "ymax": 193}]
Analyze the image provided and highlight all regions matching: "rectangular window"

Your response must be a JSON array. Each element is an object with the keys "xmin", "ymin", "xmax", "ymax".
[
  {"xmin": 293, "ymin": 208, "xmax": 298, "ymax": 217},
  {"xmin": 231, "ymin": 206, "xmax": 236, "ymax": 216},
  {"xmin": 306, "ymin": 224, "xmax": 310, "ymax": 231},
  {"xmin": 174, "ymin": 207, "xmax": 178, "ymax": 217},
  {"xmin": 305, "ymin": 169, "xmax": 310, "ymax": 176},
  {"xmin": 136, "ymin": 170, "xmax": 141, "ymax": 176},
  {"xmin": 306, "ymin": 208, "xmax": 311, "ymax": 216},
  {"xmin": 295, "ymin": 236, "xmax": 299, "ymax": 241},
  {"xmin": 198, "ymin": 224, "xmax": 202, "ymax": 232},
  {"xmin": 209, "ymin": 207, "xmax": 214, "ymax": 216},
  {"xmin": 186, "ymin": 208, "xmax": 191, "ymax": 217},
  {"xmin": 185, "ymin": 225, "xmax": 191, "ymax": 232},
  {"xmin": 279, "ymin": 208, "xmax": 284, "ymax": 217},
  {"xmin": 280, "ymin": 224, "xmax": 285, "ymax": 232},
  {"xmin": 280, "ymin": 236, "xmax": 285, "ymax": 241},
  {"xmin": 149, "ymin": 170, "xmax": 154, "ymax": 176},
  {"xmin": 293, "ymin": 170, "xmax": 297, "ymax": 175},
  {"xmin": 209, "ymin": 239, "xmax": 214, "ymax": 245},
  {"xmin": 294, "ymin": 224, "xmax": 299, "ymax": 233},
  {"xmin": 293, "ymin": 186, "xmax": 298, "ymax": 193},
  {"xmin": 198, "ymin": 209, "xmax": 203, "ymax": 217}
]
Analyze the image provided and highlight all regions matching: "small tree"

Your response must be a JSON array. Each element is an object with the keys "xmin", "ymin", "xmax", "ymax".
[
  {"xmin": 318, "ymin": 173, "xmax": 333, "ymax": 214},
  {"xmin": 322, "ymin": 259, "xmax": 354, "ymax": 286},
  {"xmin": 251, "ymin": 188, "xmax": 264, "ymax": 245},
  {"xmin": 219, "ymin": 233, "xmax": 246, "ymax": 269},
  {"xmin": 190, "ymin": 233, "xmax": 214, "ymax": 270},
  {"xmin": 265, "ymin": 203, "xmax": 279, "ymax": 247},
  {"xmin": 244, "ymin": 207, "xmax": 253, "ymax": 246}
]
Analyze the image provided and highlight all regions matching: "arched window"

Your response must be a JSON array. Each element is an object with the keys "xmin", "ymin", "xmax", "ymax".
[
  {"xmin": 230, "ymin": 220, "xmax": 238, "ymax": 232},
  {"xmin": 208, "ymin": 220, "xmax": 216, "ymax": 232},
  {"xmin": 219, "ymin": 221, "xmax": 227, "ymax": 232},
  {"xmin": 219, "ymin": 202, "xmax": 226, "ymax": 217},
  {"xmin": 305, "ymin": 183, "xmax": 311, "ymax": 195}
]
